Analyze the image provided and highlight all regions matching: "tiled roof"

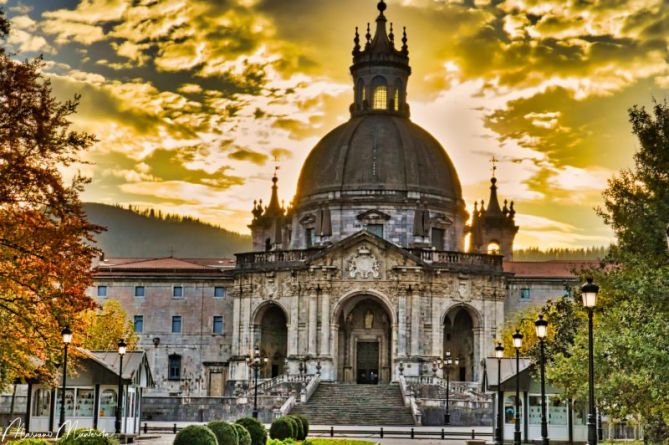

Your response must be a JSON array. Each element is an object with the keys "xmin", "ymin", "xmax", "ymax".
[
  {"xmin": 93, "ymin": 257, "xmax": 235, "ymax": 274},
  {"xmin": 504, "ymin": 260, "xmax": 599, "ymax": 278}
]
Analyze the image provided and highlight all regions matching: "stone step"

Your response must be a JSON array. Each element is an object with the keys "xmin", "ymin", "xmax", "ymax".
[{"xmin": 292, "ymin": 383, "xmax": 415, "ymax": 426}]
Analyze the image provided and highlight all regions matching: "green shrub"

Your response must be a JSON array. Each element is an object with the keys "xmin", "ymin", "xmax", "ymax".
[
  {"xmin": 287, "ymin": 416, "xmax": 302, "ymax": 439},
  {"xmin": 269, "ymin": 417, "xmax": 293, "ymax": 440},
  {"xmin": 232, "ymin": 423, "xmax": 251, "ymax": 445},
  {"xmin": 292, "ymin": 414, "xmax": 309, "ymax": 440},
  {"xmin": 56, "ymin": 429, "xmax": 119, "ymax": 445},
  {"xmin": 207, "ymin": 420, "xmax": 238, "ymax": 445},
  {"xmin": 235, "ymin": 417, "xmax": 266, "ymax": 445},
  {"xmin": 7, "ymin": 439, "xmax": 51, "ymax": 445},
  {"xmin": 172, "ymin": 425, "xmax": 217, "ymax": 445},
  {"xmin": 266, "ymin": 439, "xmax": 297, "ymax": 445}
]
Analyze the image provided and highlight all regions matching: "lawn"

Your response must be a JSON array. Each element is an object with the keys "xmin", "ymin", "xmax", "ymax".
[{"xmin": 304, "ymin": 440, "xmax": 376, "ymax": 445}]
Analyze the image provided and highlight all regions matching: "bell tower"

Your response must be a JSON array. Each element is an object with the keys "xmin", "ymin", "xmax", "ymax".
[
  {"xmin": 470, "ymin": 172, "xmax": 519, "ymax": 261},
  {"xmin": 350, "ymin": 0, "xmax": 411, "ymax": 117}
]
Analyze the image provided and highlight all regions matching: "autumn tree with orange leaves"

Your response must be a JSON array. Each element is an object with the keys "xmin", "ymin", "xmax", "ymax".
[{"xmin": 0, "ymin": 11, "xmax": 101, "ymax": 387}]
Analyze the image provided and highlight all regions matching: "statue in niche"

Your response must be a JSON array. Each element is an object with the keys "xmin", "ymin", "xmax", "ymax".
[
  {"xmin": 364, "ymin": 310, "xmax": 374, "ymax": 329},
  {"xmin": 346, "ymin": 312, "xmax": 353, "ymax": 327}
]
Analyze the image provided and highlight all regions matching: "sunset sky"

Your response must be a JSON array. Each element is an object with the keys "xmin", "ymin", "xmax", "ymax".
[{"xmin": 3, "ymin": 0, "xmax": 668, "ymax": 248}]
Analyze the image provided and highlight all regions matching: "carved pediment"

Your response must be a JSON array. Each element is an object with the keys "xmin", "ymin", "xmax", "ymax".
[
  {"xmin": 356, "ymin": 209, "xmax": 391, "ymax": 222},
  {"xmin": 430, "ymin": 213, "xmax": 453, "ymax": 226},
  {"xmin": 346, "ymin": 245, "xmax": 381, "ymax": 279}
]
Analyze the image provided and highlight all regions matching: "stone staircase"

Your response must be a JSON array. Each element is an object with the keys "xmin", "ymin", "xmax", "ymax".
[{"xmin": 292, "ymin": 383, "xmax": 415, "ymax": 425}]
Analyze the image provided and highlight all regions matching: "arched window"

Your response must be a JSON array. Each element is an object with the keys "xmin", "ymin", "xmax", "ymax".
[
  {"xmin": 394, "ymin": 89, "xmax": 399, "ymax": 111},
  {"xmin": 356, "ymin": 79, "xmax": 365, "ymax": 105},
  {"xmin": 371, "ymin": 76, "xmax": 388, "ymax": 110},
  {"xmin": 487, "ymin": 241, "xmax": 500, "ymax": 255},
  {"xmin": 99, "ymin": 389, "xmax": 117, "ymax": 418},
  {"xmin": 372, "ymin": 86, "xmax": 387, "ymax": 110}
]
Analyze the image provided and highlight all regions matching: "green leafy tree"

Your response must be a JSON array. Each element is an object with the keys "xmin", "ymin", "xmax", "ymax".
[
  {"xmin": 542, "ymin": 102, "xmax": 669, "ymax": 442},
  {"xmin": 77, "ymin": 300, "xmax": 138, "ymax": 351}
]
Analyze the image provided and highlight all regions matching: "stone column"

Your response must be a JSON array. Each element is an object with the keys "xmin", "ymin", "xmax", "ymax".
[
  {"xmin": 398, "ymin": 295, "xmax": 407, "ymax": 357},
  {"xmin": 241, "ymin": 295, "xmax": 252, "ymax": 355},
  {"xmin": 411, "ymin": 292, "xmax": 421, "ymax": 356},
  {"xmin": 232, "ymin": 294, "xmax": 241, "ymax": 355},
  {"xmin": 320, "ymin": 292, "xmax": 331, "ymax": 356},
  {"xmin": 473, "ymin": 326, "xmax": 484, "ymax": 382},
  {"xmin": 432, "ymin": 304, "xmax": 442, "ymax": 357},
  {"xmin": 308, "ymin": 293, "xmax": 317, "ymax": 355},
  {"xmin": 288, "ymin": 295, "xmax": 299, "ymax": 355}
]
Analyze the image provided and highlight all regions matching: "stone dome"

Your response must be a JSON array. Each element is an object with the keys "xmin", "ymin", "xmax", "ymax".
[{"xmin": 295, "ymin": 114, "xmax": 463, "ymax": 205}]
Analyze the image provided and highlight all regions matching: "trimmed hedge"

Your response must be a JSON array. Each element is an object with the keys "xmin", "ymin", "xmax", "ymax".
[
  {"xmin": 287, "ymin": 416, "xmax": 302, "ymax": 440},
  {"xmin": 292, "ymin": 414, "xmax": 309, "ymax": 440},
  {"xmin": 173, "ymin": 425, "xmax": 217, "ymax": 445},
  {"xmin": 207, "ymin": 420, "xmax": 239, "ymax": 445},
  {"xmin": 232, "ymin": 423, "xmax": 251, "ymax": 445},
  {"xmin": 56, "ymin": 429, "xmax": 119, "ymax": 445},
  {"xmin": 269, "ymin": 417, "xmax": 293, "ymax": 440},
  {"xmin": 235, "ymin": 417, "xmax": 267, "ymax": 445}
]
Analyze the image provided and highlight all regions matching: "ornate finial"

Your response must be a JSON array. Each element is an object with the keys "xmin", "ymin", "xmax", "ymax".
[
  {"xmin": 509, "ymin": 201, "xmax": 516, "ymax": 218},
  {"xmin": 490, "ymin": 155, "xmax": 498, "ymax": 179},
  {"xmin": 503, "ymin": 199, "xmax": 509, "ymax": 215},
  {"xmin": 365, "ymin": 23, "xmax": 372, "ymax": 46},
  {"xmin": 401, "ymin": 26, "xmax": 408, "ymax": 55},
  {"xmin": 353, "ymin": 26, "xmax": 361, "ymax": 55},
  {"xmin": 389, "ymin": 23, "xmax": 395, "ymax": 46},
  {"xmin": 474, "ymin": 201, "xmax": 478, "ymax": 212},
  {"xmin": 378, "ymin": 0, "xmax": 386, "ymax": 15}
]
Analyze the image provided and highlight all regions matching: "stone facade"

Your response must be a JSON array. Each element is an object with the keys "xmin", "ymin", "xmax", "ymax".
[
  {"xmin": 91, "ymin": 258, "xmax": 234, "ymax": 397},
  {"xmin": 229, "ymin": 232, "xmax": 506, "ymax": 386}
]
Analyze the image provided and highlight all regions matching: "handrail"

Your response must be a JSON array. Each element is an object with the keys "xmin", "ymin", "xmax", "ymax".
[
  {"xmin": 279, "ymin": 395, "xmax": 296, "ymax": 416},
  {"xmin": 300, "ymin": 374, "xmax": 320, "ymax": 403},
  {"xmin": 399, "ymin": 375, "xmax": 422, "ymax": 425},
  {"xmin": 247, "ymin": 374, "xmax": 310, "ymax": 396}
]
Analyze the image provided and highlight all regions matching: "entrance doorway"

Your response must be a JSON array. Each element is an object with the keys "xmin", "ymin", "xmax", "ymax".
[
  {"xmin": 356, "ymin": 341, "xmax": 379, "ymax": 384},
  {"xmin": 337, "ymin": 295, "xmax": 392, "ymax": 383}
]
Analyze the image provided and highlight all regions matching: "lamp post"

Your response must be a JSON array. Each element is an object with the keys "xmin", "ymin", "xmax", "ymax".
[
  {"xmin": 581, "ymin": 278, "xmax": 599, "ymax": 445},
  {"xmin": 535, "ymin": 314, "xmax": 549, "ymax": 445},
  {"xmin": 115, "ymin": 338, "xmax": 127, "ymax": 435},
  {"xmin": 435, "ymin": 351, "xmax": 456, "ymax": 425},
  {"xmin": 59, "ymin": 327, "xmax": 73, "ymax": 432},
  {"xmin": 512, "ymin": 329, "xmax": 524, "ymax": 445},
  {"xmin": 495, "ymin": 342, "xmax": 505, "ymax": 445},
  {"xmin": 247, "ymin": 345, "xmax": 267, "ymax": 419}
]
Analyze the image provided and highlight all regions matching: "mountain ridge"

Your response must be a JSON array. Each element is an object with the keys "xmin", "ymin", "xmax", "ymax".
[{"xmin": 83, "ymin": 202, "xmax": 251, "ymax": 258}]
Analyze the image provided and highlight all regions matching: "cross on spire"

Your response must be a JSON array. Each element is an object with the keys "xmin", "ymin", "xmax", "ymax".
[{"xmin": 490, "ymin": 156, "xmax": 499, "ymax": 179}]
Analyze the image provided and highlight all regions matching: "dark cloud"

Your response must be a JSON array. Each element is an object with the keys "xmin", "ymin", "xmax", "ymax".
[{"xmin": 229, "ymin": 148, "xmax": 269, "ymax": 165}]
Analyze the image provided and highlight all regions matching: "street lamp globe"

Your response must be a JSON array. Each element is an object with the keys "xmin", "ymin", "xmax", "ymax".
[
  {"xmin": 495, "ymin": 342, "xmax": 504, "ymax": 358},
  {"xmin": 117, "ymin": 338, "xmax": 127, "ymax": 355},
  {"xmin": 62, "ymin": 326, "xmax": 73, "ymax": 344},
  {"xmin": 512, "ymin": 329, "xmax": 523, "ymax": 349},
  {"xmin": 581, "ymin": 277, "xmax": 599, "ymax": 308},
  {"xmin": 535, "ymin": 314, "xmax": 548, "ymax": 339}
]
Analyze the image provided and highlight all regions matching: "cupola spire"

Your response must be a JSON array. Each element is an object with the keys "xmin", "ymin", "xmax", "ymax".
[{"xmin": 350, "ymin": 0, "xmax": 412, "ymax": 118}]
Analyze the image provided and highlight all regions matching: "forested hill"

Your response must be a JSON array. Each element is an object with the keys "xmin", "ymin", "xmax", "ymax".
[
  {"xmin": 513, "ymin": 246, "xmax": 609, "ymax": 261},
  {"xmin": 83, "ymin": 203, "xmax": 252, "ymax": 258}
]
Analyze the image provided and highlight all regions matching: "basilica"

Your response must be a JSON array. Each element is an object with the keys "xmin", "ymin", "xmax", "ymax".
[
  {"xmin": 234, "ymin": 0, "xmax": 518, "ymax": 386},
  {"xmin": 89, "ymin": 0, "xmax": 580, "ymax": 410}
]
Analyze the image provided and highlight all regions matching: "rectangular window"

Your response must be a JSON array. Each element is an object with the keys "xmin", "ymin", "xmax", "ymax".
[
  {"xmin": 97, "ymin": 286, "xmax": 107, "ymax": 297},
  {"xmin": 213, "ymin": 316, "xmax": 223, "ymax": 334},
  {"xmin": 171, "ymin": 316, "xmax": 182, "ymax": 333},
  {"xmin": 305, "ymin": 228, "xmax": 314, "ymax": 248},
  {"xmin": 367, "ymin": 224, "xmax": 384, "ymax": 239},
  {"xmin": 431, "ymin": 228, "xmax": 445, "ymax": 250},
  {"xmin": 520, "ymin": 288, "xmax": 531, "ymax": 300},
  {"xmin": 134, "ymin": 315, "xmax": 144, "ymax": 333},
  {"xmin": 173, "ymin": 286, "xmax": 183, "ymax": 298},
  {"xmin": 168, "ymin": 355, "xmax": 181, "ymax": 381},
  {"xmin": 214, "ymin": 286, "xmax": 226, "ymax": 298},
  {"xmin": 134, "ymin": 286, "xmax": 145, "ymax": 298}
]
